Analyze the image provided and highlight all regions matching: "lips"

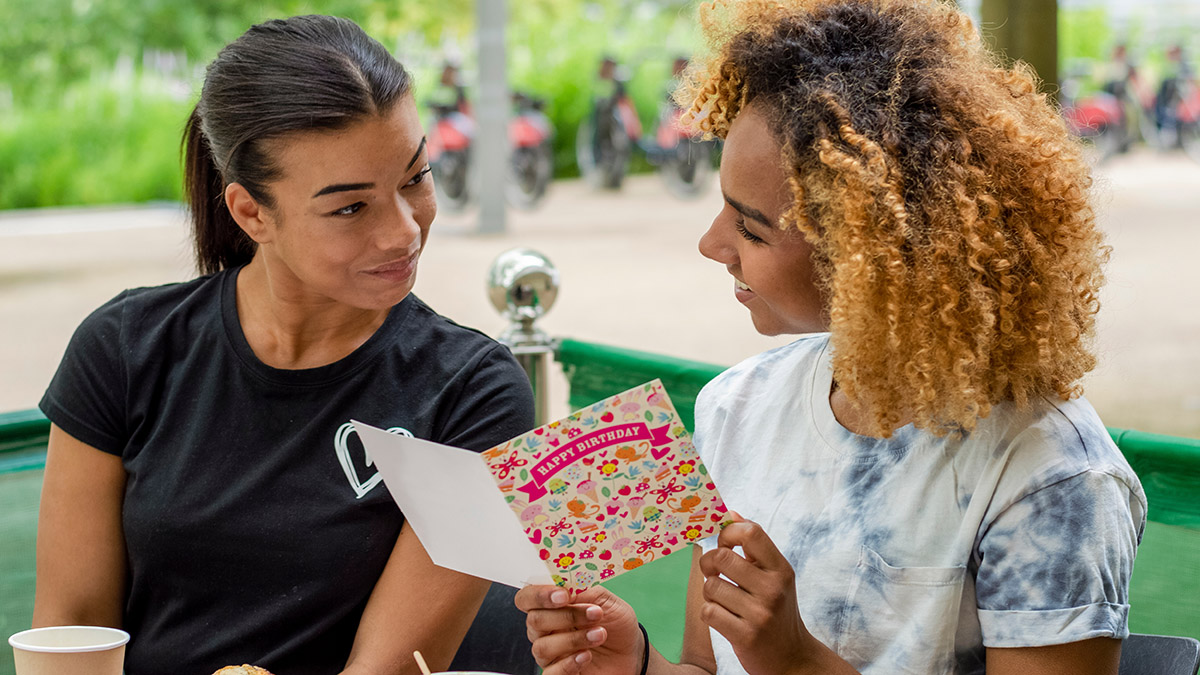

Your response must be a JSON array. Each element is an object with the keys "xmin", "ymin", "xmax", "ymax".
[
  {"xmin": 733, "ymin": 277, "xmax": 755, "ymax": 304},
  {"xmin": 364, "ymin": 254, "xmax": 418, "ymax": 283}
]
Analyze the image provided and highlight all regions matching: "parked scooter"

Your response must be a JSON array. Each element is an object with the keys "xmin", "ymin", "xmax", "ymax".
[
  {"xmin": 642, "ymin": 57, "xmax": 716, "ymax": 199},
  {"xmin": 1061, "ymin": 65, "xmax": 1128, "ymax": 162},
  {"xmin": 577, "ymin": 55, "xmax": 716, "ymax": 197},
  {"xmin": 506, "ymin": 93, "xmax": 555, "ymax": 210},
  {"xmin": 426, "ymin": 66, "xmax": 555, "ymax": 211},
  {"xmin": 643, "ymin": 101, "xmax": 715, "ymax": 198},
  {"xmin": 428, "ymin": 100, "xmax": 475, "ymax": 212}
]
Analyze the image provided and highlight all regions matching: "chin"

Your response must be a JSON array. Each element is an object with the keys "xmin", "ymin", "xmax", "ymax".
[
  {"xmin": 352, "ymin": 285, "xmax": 414, "ymax": 311},
  {"xmin": 749, "ymin": 314, "xmax": 826, "ymax": 337},
  {"xmin": 378, "ymin": 287, "xmax": 415, "ymax": 309},
  {"xmin": 749, "ymin": 317, "xmax": 786, "ymax": 337}
]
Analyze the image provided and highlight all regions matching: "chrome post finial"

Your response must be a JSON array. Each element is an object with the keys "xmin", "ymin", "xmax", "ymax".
[{"xmin": 487, "ymin": 248, "xmax": 560, "ymax": 425}]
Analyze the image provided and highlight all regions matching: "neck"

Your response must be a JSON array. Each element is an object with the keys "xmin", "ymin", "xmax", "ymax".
[
  {"xmin": 829, "ymin": 383, "xmax": 912, "ymax": 438},
  {"xmin": 235, "ymin": 257, "xmax": 389, "ymax": 370}
]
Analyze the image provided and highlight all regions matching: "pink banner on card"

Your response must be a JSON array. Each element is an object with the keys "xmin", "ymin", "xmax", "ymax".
[{"xmin": 516, "ymin": 422, "xmax": 673, "ymax": 501}]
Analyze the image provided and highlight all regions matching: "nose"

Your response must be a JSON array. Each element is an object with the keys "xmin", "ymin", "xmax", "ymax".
[
  {"xmin": 378, "ymin": 196, "xmax": 425, "ymax": 252},
  {"xmin": 698, "ymin": 212, "xmax": 736, "ymax": 266}
]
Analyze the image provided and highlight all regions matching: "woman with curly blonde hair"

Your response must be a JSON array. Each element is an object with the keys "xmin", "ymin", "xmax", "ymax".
[{"xmin": 517, "ymin": 0, "xmax": 1145, "ymax": 674}]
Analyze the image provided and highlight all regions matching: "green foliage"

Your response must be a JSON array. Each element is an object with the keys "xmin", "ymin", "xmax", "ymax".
[
  {"xmin": 1060, "ymin": 7, "xmax": 1113, "ymax": 67},
  {"xmin": 0, "ymin": 0, "xmax": 474, "ymax": 104},
  {"xmin": 0, "ymin": 77, "xmax": 189, "ymax": 210},
  {"xmin": 0, "ymin": 0, "xmax": 703, "ymax": 208},
  {"xmin": 33, "ymin": 0, "xmax": 1185, "ymax": 210}
]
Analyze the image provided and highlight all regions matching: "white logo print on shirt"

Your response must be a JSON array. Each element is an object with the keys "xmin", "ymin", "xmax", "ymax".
[{"xmin": 334, "ymin": 422, "xmax": 413, "ymax": 499}]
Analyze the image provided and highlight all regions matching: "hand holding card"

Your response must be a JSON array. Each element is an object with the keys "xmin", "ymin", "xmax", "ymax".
[{"xmin": 354, "ymin": 380, "xmax": 731, "ymax": 592}]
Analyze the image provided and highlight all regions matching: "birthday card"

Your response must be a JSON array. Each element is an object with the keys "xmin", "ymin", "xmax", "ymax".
[{"xmin": 352, "ymin": 380, "xmax": 730, "ymax": 592}]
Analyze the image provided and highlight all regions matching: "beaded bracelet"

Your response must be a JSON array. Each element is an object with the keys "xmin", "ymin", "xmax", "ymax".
[{"xmin": 637, "ymin": 622, "xmax": 650, "ymax": 675}]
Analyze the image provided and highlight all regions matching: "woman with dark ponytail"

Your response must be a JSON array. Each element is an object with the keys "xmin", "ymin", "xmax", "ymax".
[{"xmin": 34, "ymin": 15, "xmax": 534, "ymax": 675}]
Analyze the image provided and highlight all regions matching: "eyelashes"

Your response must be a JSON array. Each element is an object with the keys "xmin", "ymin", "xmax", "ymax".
[
  {"xmin": 328, "ymin": 167, "xmax": 433, "ymax": 217},
  {"xmin": 407, "ymin": 166, "xmax": 432, "ymax": 187},
  {"xmin": 734, "ymin": 218, "xmax": 765, "ymax": 244},
  {"xmin": 331, "ymin": 202, "xmax": 365, "ymax": 217}
]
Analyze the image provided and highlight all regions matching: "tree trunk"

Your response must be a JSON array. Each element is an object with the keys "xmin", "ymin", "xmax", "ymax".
[{"xmin": 979, "ymin": 0, "xmax": 1059, "ymax": 100}]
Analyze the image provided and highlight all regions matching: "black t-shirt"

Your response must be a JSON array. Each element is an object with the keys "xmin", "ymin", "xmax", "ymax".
[{"xmin": 39, "ymin": 267, "xmax": 535, "ymax": 675}]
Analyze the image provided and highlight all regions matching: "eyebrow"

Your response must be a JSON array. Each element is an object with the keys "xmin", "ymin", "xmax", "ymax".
[
  {"xmin": 723, "ymin": 193, "xmax": 774, "ymax": 227},
  {"xmin": 310, "ymin": 137, "xmax": 429, "ymax": 198},
  {"xmin": 313, "ymin": 182, "xmax": 373, "ymax": 198},
  {"xmin": 405, "ymin": 137, "xmax": 428, "ymax": 170}
]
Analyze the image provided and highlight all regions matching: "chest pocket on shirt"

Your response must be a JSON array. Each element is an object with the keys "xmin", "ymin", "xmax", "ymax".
[{"xmin": 837, "ymin": 546, "xmax": 966, "ymax": 675}]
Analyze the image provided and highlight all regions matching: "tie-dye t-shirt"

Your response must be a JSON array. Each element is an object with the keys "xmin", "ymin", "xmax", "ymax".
[{"xmin": 695, "ymin": 333, "xmax": 1146, "ymax": 675}]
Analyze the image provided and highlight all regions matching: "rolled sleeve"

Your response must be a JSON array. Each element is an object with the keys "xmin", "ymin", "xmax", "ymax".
[
  {"xmin": 979, "ymin": 602, "xmax": 1130, "ymax": 647},
  {"xmin": 975, "ymin": 470, "xmax": 1144, "ymax": 647}
]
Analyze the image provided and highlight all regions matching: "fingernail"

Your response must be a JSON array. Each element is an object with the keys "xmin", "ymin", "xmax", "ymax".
[
  {"xmin": 585, "ymin": 605, "xmax": 602, "ymax": 621},
  {"xmin": 575, "ymin": 652, "xmax": 589, "ymax": 665},
  {"xmin": 587, "ymin": 628, "xmax": 604, "ymax": 643},
  {"xmin": 550, "ymin": 589, "xmax": 569, "ymax": 605}
]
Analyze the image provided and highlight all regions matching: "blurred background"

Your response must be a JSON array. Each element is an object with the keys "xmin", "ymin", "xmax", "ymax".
[
  {"xmin": 2, "ymin": 0, "xmax": 1197, "ymax": 209},
  {"xmin": 1, "ymin": 0, "xmax": 1199, "ymax": 438}
]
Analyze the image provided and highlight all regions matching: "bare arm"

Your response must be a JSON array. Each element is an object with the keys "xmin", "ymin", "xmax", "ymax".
[
  {"xmin": 986, "ymin": 639, "xmax": 1120, "ymax": 675},
  {"xmin": 698, "ymin": 516, "xmax": 1122, "ymax": 675},
  {"xmin": 648, "ymin": 545, "xmax": 715, "ymax": 675},
  {"xmin": 32, "ymin": 424, "xmax": 127, "ymax": 628},
  {"xmin": 341, "ymin": 521, "xmax": 491, "ymax": 675}
]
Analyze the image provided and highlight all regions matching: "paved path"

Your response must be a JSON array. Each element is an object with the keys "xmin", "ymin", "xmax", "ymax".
[{"xmin": 2, "ymin": 149, "xmax": 1198, "ymax": 435}]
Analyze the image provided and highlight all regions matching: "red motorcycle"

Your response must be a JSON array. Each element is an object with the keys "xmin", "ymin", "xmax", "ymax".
[
  {"xmin": 1061, "ymin": 71, "xmax": 1128, "ymax": 162},
  {"xmin": 643, "ymin": 101, "xmax": 716, "ymax": 199},
  {"xmin": 427, "ymin": 92, "xmax": 555, "ymax": 211},
  {"xmin": 506, "ymin": 93, "xmax": 555, "ymax": 210},
  {"xmin": 428, "ymin": 100, "xmax": 476, "ymax": 211}
]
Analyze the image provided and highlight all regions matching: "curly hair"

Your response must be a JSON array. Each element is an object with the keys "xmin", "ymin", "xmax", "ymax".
[{"xmin": 677, "ymin": 0, "xmax": 1108, "ymax": 437}]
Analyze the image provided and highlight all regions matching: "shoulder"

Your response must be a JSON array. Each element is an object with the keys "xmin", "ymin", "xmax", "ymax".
[
  {"xmin": 404, "ymin": 295, "xmax": 513, "ymax": 357},
  {"xmin": 397, "ymin": 297, "xmax": 535, "ymax": 447},
  {"xmin": 397, "ymin": 295, "xmax": 528, "ymax": 390},
  {"xmin": 1005, "ymin": 397, "xmax": 1137, "ymax": 489},
  {"xmin": 970, "ymin": 399, "xmax": 1146, "ymax": 645},
  {"xmin": 72, "ymin": 274, "xmax": 221, "ymax": 343},
  {"xmin": 693, "ymin": 334, "xmax": 829, "ymax": 466},
  {"xmin": 967, "ymin": 396, "xmax": 1146, "ymax": 519}
]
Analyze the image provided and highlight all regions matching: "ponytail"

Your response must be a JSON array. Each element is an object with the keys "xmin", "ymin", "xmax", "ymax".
[{"xmin": 183, "ymin": 107, "xmax": 256, "ymax": 276}]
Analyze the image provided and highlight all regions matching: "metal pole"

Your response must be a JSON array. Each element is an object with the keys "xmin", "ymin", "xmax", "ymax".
[
  {"xmin": 510, "ymin": 344, "xmax": 553, "ymax": 428},
  {"xmin": 487, "ymin": 248, "xmax": 560, "ymax": 427},
  {"xmin": 476, "ymin": 0, "xmax": 508, "ymax": 234}
]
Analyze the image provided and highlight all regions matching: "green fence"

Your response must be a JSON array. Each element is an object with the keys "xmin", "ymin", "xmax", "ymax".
[
  {"xmin": 2, "ymin": 338, "xmax": 1198, "ymax": 674},
  {"xmin": 557, "ymin": 339, "xmax": 1200, "ymax": 658}
]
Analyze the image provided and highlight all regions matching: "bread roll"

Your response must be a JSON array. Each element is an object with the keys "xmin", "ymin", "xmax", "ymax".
[{"xmin": 212, "ymin": 666, "xmax": 274, "ymax": 675}]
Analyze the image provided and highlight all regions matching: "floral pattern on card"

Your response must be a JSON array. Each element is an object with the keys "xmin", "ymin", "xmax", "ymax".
[{"xmin": 481, "ymin": 379, "xmax": 731, "ymax": 591}]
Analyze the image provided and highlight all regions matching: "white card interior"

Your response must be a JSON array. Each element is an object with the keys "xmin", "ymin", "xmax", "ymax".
[{"xmin": 351, "ymin": 420, "xmax": 554, "ymax": 588}]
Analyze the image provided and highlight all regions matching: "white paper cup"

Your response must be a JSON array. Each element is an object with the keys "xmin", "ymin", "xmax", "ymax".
[{"xmin": 8, "ymin": 625, "xmax": 129, "ymax": 675}]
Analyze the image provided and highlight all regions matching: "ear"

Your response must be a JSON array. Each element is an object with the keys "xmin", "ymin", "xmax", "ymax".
[{"xmin": 225, "ymin": 182, "xmax": 275, "ymax": 244}]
